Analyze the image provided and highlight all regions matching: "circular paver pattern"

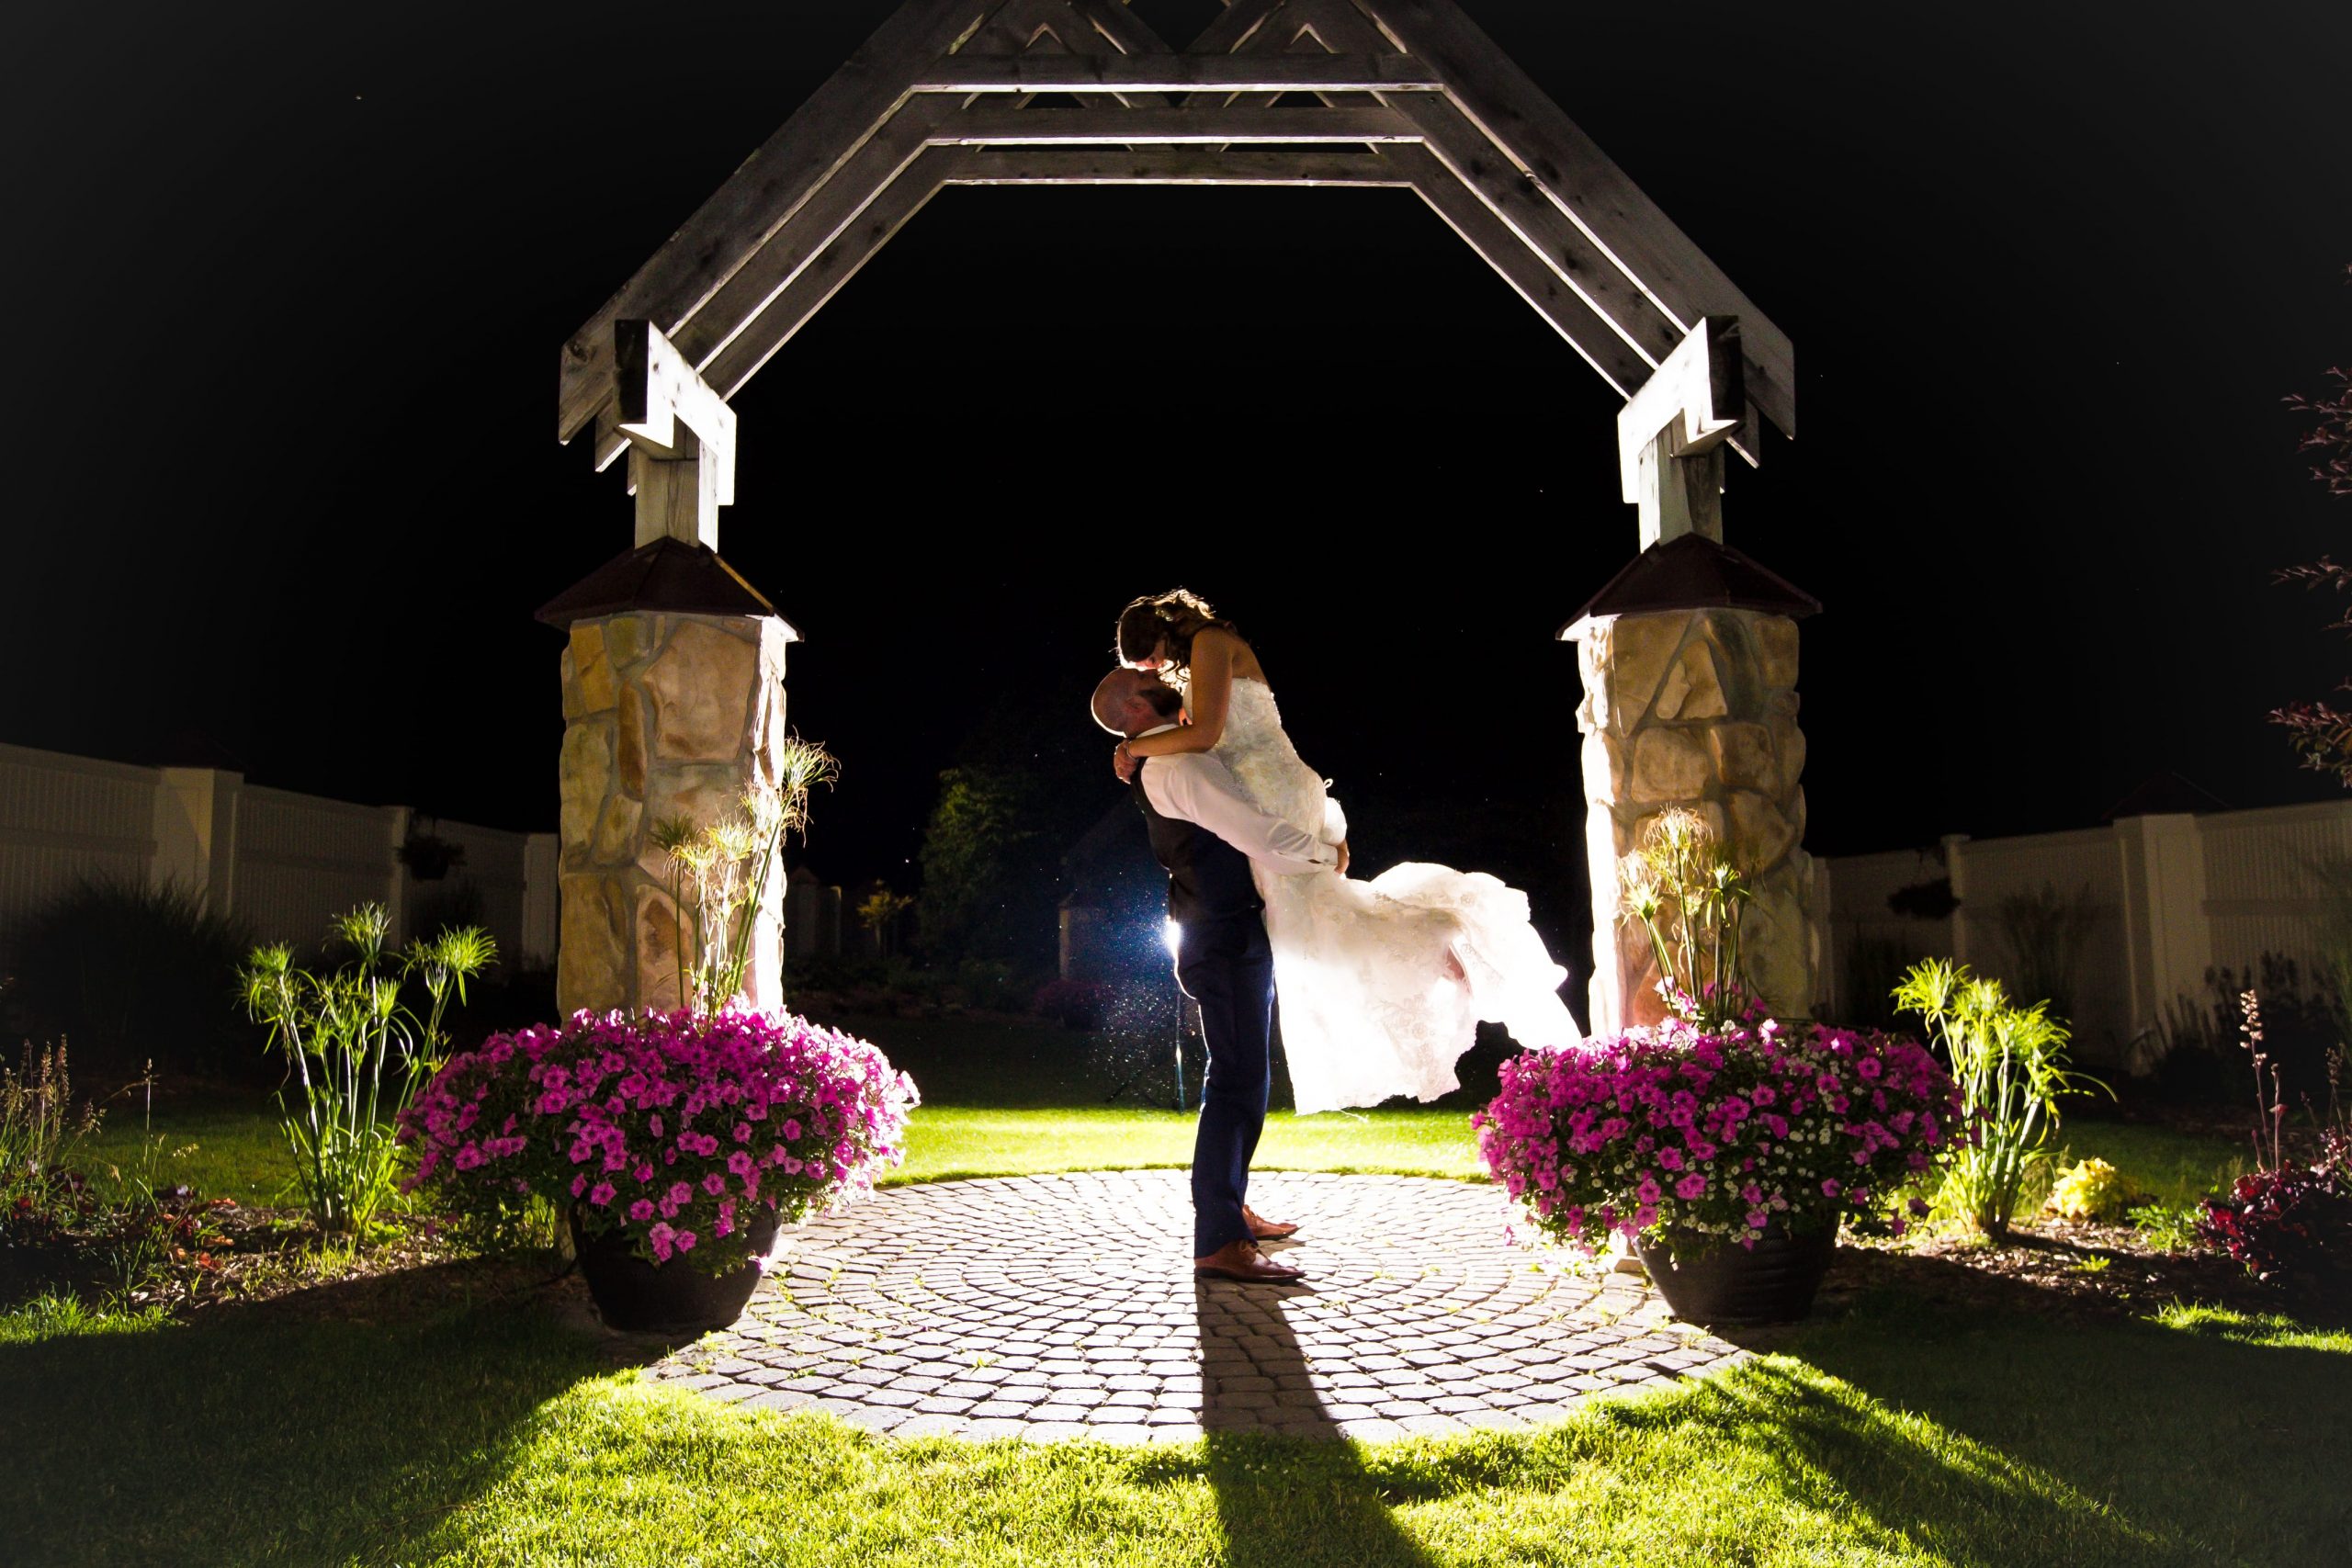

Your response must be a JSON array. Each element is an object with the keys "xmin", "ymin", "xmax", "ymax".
[{"xmin": 650, "ymin": 1170, "xmax": 1747, "ymax": 1443}]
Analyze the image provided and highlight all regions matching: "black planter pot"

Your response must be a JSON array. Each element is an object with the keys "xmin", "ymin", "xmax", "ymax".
[
  {"xmin": 569, "ymin": 1208, "xmax": 780, "ymax": 1334},
  {"xmin": 1635, "ymin": 1222, "xmax": 1837, "ymax": 1326}
]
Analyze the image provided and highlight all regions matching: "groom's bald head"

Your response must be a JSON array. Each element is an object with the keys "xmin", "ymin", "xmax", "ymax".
[{"xmin": 1092, "ymin": 669, "xmax": 1182, "ymax": 737}]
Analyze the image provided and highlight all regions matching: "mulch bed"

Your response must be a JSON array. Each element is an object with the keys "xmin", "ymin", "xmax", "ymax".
[{"xmin": 1824, "ymin": 1220, "xmax": 2306, "ymax": 1325}]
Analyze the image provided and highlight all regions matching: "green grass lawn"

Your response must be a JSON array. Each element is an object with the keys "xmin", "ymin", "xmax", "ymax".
[
  {"xmin": 11, "ymin": 1017, "xmax": 2340, "ymax": 1566},
  {"xmin": 4, "ymin": 1284, "xmax": 2343, "ymax": 1566}
]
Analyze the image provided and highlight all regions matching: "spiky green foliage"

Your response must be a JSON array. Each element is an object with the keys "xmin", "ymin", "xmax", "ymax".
[
  {"xmin": 239, "ymin": 907, "xmax": 493, "ymax": 1238},
  {"xmin": 1894, "ymin": 960, "xmax": 2109, "ymax": 1237}
]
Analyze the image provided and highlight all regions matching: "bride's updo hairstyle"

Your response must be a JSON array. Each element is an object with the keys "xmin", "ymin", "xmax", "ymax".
[{"xmin": 1114, "ymin": 589, "xmax": 1236, "ymax": 673}]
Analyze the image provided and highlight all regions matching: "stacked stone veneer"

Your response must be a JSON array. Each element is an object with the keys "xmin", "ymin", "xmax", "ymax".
[
  {"xmin": 1571, "ymin": 608, "xmax": 1817, "ymax": 1034},
  {"xmin": 557, "ymin": 612, "xmax": 794, "ymax": 1016}
]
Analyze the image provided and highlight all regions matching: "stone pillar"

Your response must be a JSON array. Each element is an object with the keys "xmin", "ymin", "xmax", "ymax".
[
  {"xmin": 1570, "ymin": 607, "xmax": 1817, "ymax": 1035},
  {"xmin": 556, "ymin": 611, "xmax": 794, "ymax": 1016}
]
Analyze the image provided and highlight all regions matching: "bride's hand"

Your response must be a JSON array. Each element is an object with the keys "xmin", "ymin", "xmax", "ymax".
[
  {"xmin": 1334, "ymin": 840, "xmax": 1351, "ymax": 876},
  {"xmin": 1112, "ymin": 740, "xmax": 1141, "ymax": 784}
]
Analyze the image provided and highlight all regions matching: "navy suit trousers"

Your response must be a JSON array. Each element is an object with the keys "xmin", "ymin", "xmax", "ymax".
[{"xmin": 1174, "ymin": 911, "xmax": 1276, "ymax": 1258}]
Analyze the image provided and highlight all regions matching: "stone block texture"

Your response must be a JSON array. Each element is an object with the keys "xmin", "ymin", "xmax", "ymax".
[
  {"xmin": 557, "ymin": 612, "xmax": 793, "ymax": 1015},
  {"xmin": 1573, "ymin": 609, "xmax": 1817, "ymax": 1033}
]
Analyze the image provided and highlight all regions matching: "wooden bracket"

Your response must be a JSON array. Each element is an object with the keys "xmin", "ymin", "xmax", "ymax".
[
  {"xmin": 616, "ymin": 320, "xmax": 737, "ymax": 549},
  {"xmin": 1617, "ymin": 316, "xmax": 1745, "ymax": 548}
]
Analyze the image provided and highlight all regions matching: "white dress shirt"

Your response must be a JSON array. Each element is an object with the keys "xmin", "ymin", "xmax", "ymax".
[{"xmin": 1134, "ymin": 724, "xmax": 1340, "ymax": 876}]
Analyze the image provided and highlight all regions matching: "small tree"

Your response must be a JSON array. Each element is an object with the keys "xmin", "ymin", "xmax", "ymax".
[
  {"xmin": 856, "ymin": 886, "xmax": 915, "ymax": 960},
  {"xmin": 2269, "ymin": 265, "xmax": 2352, "ymax": 783},
  {"xmin": 917, "ymin": 765, "xmax": 1045, "ymax": 964}
]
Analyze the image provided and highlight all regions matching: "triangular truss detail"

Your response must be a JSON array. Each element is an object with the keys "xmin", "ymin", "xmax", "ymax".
[{"xmin": 560, "ymin": 0, "xmax": 1794, "ymax": 474}]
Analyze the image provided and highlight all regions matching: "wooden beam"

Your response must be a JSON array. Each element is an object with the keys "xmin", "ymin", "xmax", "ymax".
[
  {"xmin": 1351, "ymin": 0, "xmax": 1796, "ymax": 440},
  {"xmin": 909, "ymin": 52, "xmax": 1443, "ymax": 93},
  {"xmin": 1377, "ymin": 93, "xmax": 1681, "ymax": 371},
  {"xmin": 616, "ymin": 320, "xmax": 736, "ymax": 506},
  {"xmin": 940, "ymin": 147, "xmax": 1409, "ymax": 185},
  {"xmin": 928, "ymin": 104, "xmax": 1419, "ymax": 143},
  {"xmin": 1619, "ymin": 317, "xmax": 1744, "ymax": 547},
  {"xmin": 670, "ymin": 97, "xmax": 964, "ymax": 390},
  {"xmin": 1616, "ymin": 315, "xmax": 1744, "ymax": 501},
  {"xmin": 1061, "ymin": 0, "xmax": 1176, "ymax": 57},
  {"xmin": 1385, "ymin": 144, "xmax": 1656, "ymax": 396},
  {"xmin": 1190, "ymin": 0, "xmax": 1289, "ymax": 55},
  {"xmin": 700, "ymin": 156, "xmax": 954, "ymax": 402},
  {"xmin": 557, "ymin": 0, "xmax": 1002, "ymax": 445}
]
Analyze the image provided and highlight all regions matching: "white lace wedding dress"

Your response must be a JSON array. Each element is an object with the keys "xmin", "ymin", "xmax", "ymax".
[{"xmin": 1209, "ymin": 678, "xmax": 1582, "ymax": 1112}]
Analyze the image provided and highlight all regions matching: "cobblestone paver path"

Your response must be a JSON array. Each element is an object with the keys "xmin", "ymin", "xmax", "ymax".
[{"xmin": 651, "ymin": 1170, "xmax": 1747, "ymax": 1443}]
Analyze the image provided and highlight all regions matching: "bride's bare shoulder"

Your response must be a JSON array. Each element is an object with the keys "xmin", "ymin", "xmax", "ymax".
[{"xmin": 1195, "ymin": 624, "xmax": 1268, "ymax": 685}]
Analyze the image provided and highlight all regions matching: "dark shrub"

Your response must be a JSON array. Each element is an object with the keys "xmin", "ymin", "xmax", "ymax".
[
  {"xmin": 1032, "ymin": 978, "xmax": 1111, "ymax": 1030},
  {"xmin": 6, "ymin": 879, "xmax": 254, "ymax": 1081},
  {"xmin": 2154, "ymin": 955, "xmax": 2335, "ymax": 1107}
]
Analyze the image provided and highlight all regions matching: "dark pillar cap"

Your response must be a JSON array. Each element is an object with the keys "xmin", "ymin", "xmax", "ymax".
[
  {"xmin": 536, "ymin": 537, "xmax": 797, "ymax": 636},
  {"xmin": 1560, "ymin": 534, "xmax": 1820, "ymax": 639}
]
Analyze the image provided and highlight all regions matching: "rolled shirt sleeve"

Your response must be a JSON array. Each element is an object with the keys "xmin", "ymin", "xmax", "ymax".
[{"xmin": 1142, "ymin": 754, "xmax": 1340, "ymax": 876}]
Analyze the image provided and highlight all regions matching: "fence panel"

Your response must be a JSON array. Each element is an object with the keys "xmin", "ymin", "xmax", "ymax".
[
  {"xmin": 2199, "ymin": 801, "xmax": 2352, "ymax": 975},
  {"xmin": 0, "ymin": 745, "xmax": 159, "ymax": 954}
]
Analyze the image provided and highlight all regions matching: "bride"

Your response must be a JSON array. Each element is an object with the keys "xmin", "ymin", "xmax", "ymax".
[{"xmin": 1111, "ymin": 589, "xmax": 1581, "ymax": 1112}]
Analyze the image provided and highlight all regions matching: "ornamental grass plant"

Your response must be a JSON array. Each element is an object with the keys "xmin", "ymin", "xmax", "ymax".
[
  {"xmin": 1894, "ymin": 959, "xmax": 2106, "ymax": 1239},
  {"xmin": 400, "ymin": 1008, "xmax": 917, "ymax": 1274},
  {"xmin": 239, "ymin": 906, "xmax": 494, "ymax": 1239},
  {"xmin": 1476, "ymin": 1021, "xmax": 1961, "ymax": 1257},
  {"xmin": 1619, "ymin": 808, "xmax": 1756, "ymax": 1031},
  {"xmin": 650, "ymin": 739, "xmax": 838, "ymax": 1013}
]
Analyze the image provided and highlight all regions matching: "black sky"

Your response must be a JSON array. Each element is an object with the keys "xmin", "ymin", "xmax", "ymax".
[{"xmin": 4, "ymin": 1, "xmax": 2347, "ymax": 927}]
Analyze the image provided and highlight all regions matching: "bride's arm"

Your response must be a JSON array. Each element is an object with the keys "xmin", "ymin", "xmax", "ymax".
[{"xmin": 1122, "ymin": 630, "xmax": 1236, "ymax": 761}]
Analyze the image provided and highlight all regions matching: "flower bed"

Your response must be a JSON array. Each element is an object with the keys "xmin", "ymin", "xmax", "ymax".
[
  {"xmin": 1476, "ymin": 1021, "xmax": 1962, "ymax": 1256},
  {"xmin": 401, "ymin": 1009, "xmax": 917, "ymax": 1275}
]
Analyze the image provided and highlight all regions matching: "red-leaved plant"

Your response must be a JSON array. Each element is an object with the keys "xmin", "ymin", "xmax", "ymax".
[
  {"xmin": 2197, "ymin": 991, "xmax": 2352, "ymax": 1283},
  {"xmin": 400, "ymin": 1008, "xmax": 916, "ymax": 1275}
]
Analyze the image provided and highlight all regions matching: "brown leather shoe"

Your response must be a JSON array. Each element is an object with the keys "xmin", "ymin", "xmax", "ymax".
[
  {"xmin": 1193, "ymin": 1239, "xmax": 1306, "ymax": 1283},
  {"xmin": 1244, "ymin": 1204, "xmax": 1300, "ymax": 1242}
]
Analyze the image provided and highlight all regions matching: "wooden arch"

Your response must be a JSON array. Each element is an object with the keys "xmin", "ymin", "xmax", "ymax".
[{"xmin": 558, "ymin": 0, "xmax": 1795, "ymax": 547}]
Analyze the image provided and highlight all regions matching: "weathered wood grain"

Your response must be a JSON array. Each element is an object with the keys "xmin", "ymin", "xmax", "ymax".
[
  {"xmin": 909, "ymin": 52, "xmax": 1442, "ymax": 92},
  {"xmin": 940, "ymin": 146, "xmax": 1408, "ymax": 184},
  {"xmin": 927, "ymin": 103, "xmax": 1419, "ymax": 142}
]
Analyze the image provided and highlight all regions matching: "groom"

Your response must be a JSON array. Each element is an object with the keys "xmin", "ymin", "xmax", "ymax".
[{"xmin": 1091, "ymin": 669, "xmax": 1346, "ymax": 1284}]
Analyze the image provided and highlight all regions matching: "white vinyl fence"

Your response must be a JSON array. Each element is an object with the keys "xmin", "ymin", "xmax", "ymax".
[
  {"xmin": 1818, "ymin": 799, "xmax": 2352, "ymax": 1066},
  {"xmin": 0, "ymin": 741, "xmax": 558, "ymax": 967}
]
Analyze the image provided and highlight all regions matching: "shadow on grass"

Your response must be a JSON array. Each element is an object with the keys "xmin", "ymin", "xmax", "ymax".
[
  {"xmin": 1, "ymin": 1262, "xmax": 620, "ymax": 1568},
  {"xmin": 1769, "ymin": 1260, "xmax": 2352, "ymax": 1564},
  {"xmin": 1336, "ymin": 1253, "xmax": 2351, "ymax": 1565},
  {"xmin": 1158, "ymin": 1275, "xmax": 1434, "ymax": 1568}
]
